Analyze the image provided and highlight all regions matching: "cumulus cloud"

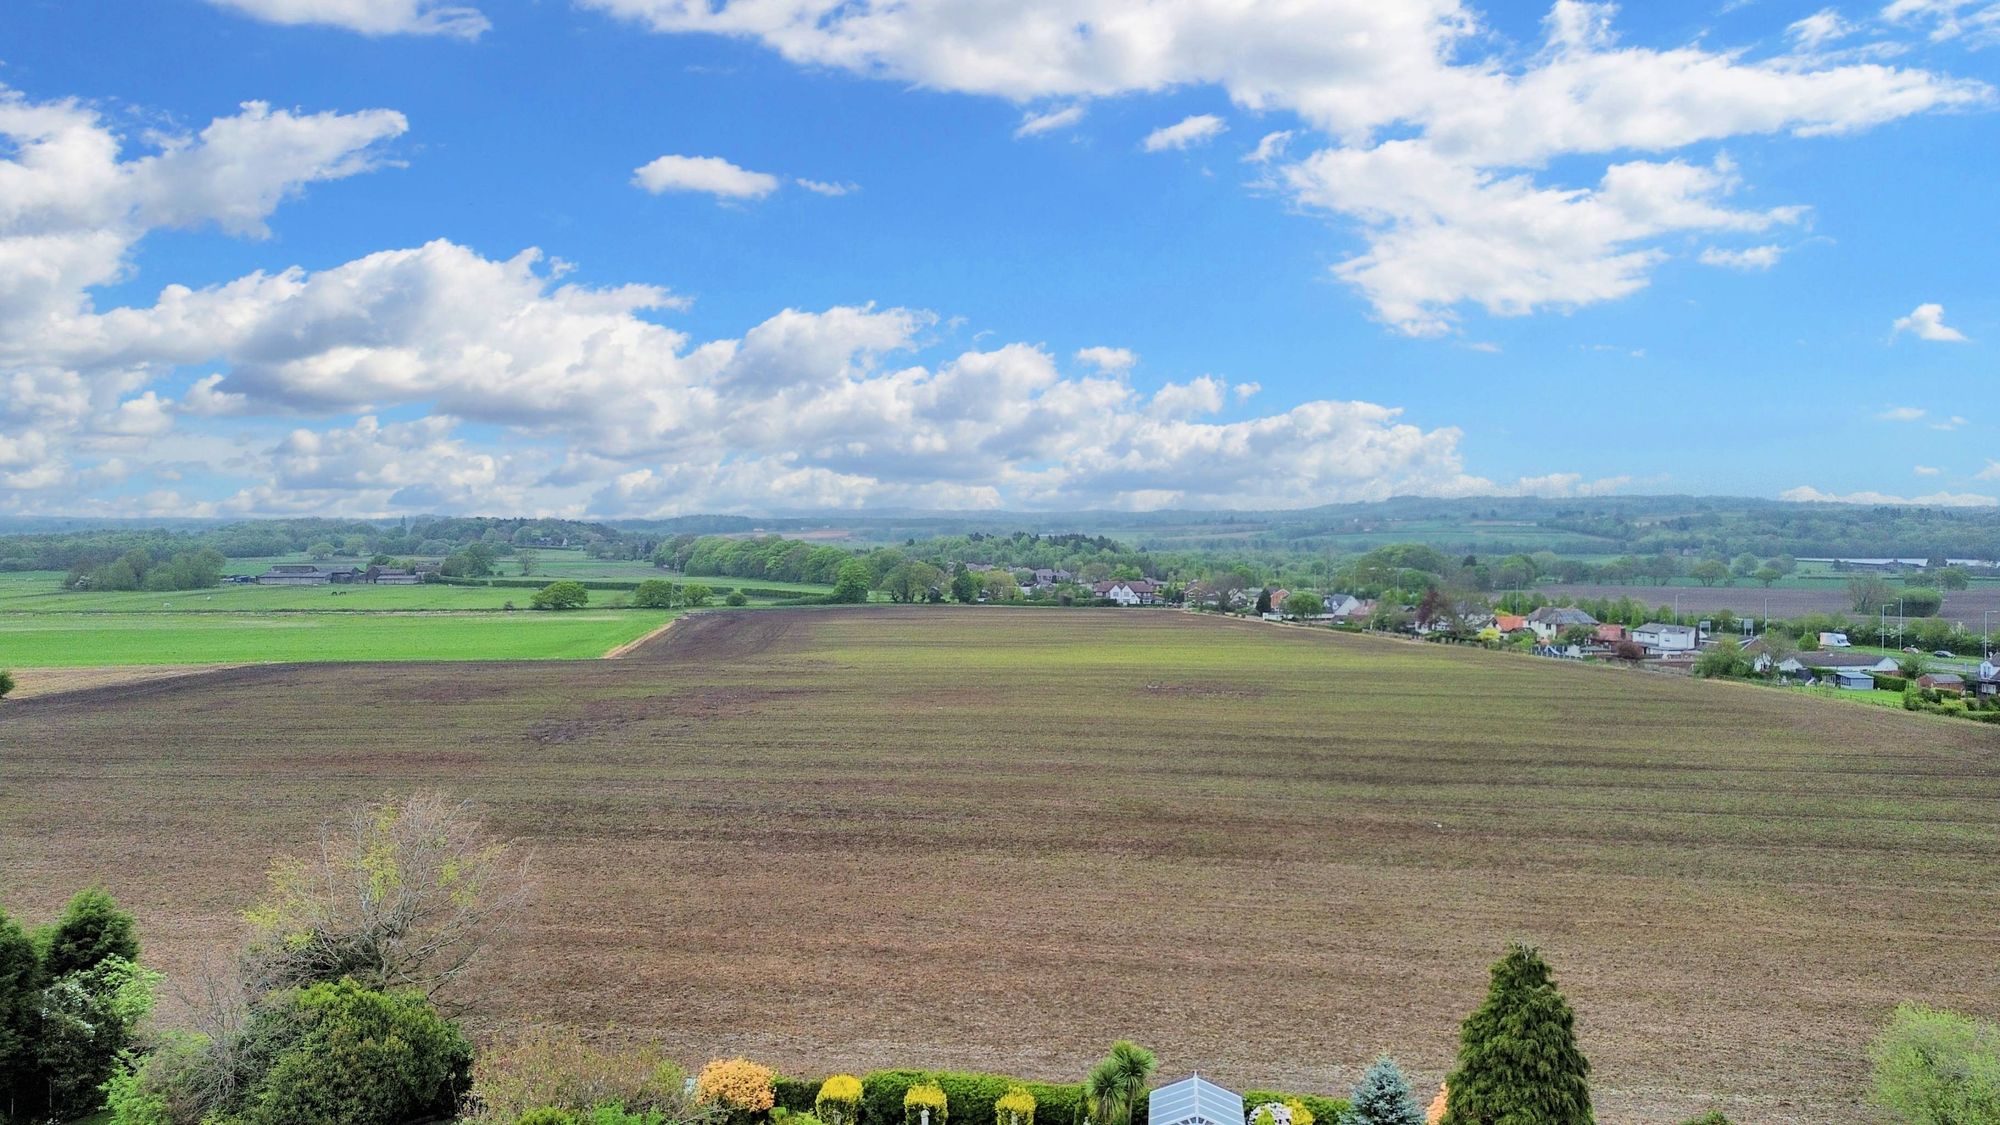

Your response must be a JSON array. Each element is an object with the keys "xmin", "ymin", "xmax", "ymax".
[
  {"xmin": 9, "ymin": 230, "xmax": 1584, "ymax": 515},
  {"xmin": 1914, "ymin": 464, "xmax": 1942, "ymax": 474},
  {"xmin": 1781, "ymin": 485, "xmax": 1999, "ymax": 506},
  {"xmin": 1892, "ymin": 301, "xmax": 1969, "ymax": 341},
  {"xmin": 1142, "ymin": 113, "xmax": 1227, "ymax": 152},
  {"xmin": 1075, "ymin": 346, "xmax": 1137, "ymax": 373},
  {"xmin": 578, "ymin": 0, "xmax": 1991, "ymax": 333},
  {"xmin": 1879, "ymin": 405, "xmax": 1928, "ymax": 420},
  {"xmin": 1015, "ymin": 104, "xmax": 1086, "ymax": 138},
  {"xmin": 633, "ymin": 154, "xmax": 782, "ymax": 200},
  {"xmin": 206, "ymin": 0, "xmax": 489, "ymax": 38},
  {"xmin": 1977, "ymin": 460, "xmax": 2000, "ymax": 480},
  {"xmin": 1700, "ymin": 244, "xmax": 1785, "ymax": 270},
  {"xmin": 1934, "ymin": 414, "xmax": 1969, "ymax": 430},
  {"xmin": 0, "ymin": 85, "xmax": 407, "ymax": 500}
]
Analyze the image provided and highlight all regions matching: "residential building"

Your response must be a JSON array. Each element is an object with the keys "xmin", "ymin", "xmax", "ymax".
[
  {"xmin": 1833, "ymin": 669, "xmax": 1876, "ymax": 691},
  {"xmin": 1917, "ymin": 673, "xmax": 1966, "ymax": 694},
  {"xmin": 1526, "ymin": 605, "xmax": 1599, "ymax": 641},
  {"xmin": 1633, "ymin": 622, "xmax": 1698, "ymax": 653},
  {"xmin": 1776, "ymin": 651, "xmax": 1901, "ymax": 677}
]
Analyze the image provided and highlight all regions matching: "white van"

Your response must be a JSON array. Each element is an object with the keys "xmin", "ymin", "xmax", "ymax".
[{"xmin": 1820, "ymin": 631, "xmax": 1852, "ymax": 648}]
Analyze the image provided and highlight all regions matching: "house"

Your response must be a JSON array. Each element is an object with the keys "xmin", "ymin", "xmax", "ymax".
[
  {"xmin": 1320, "ymin": 593, "xmax": 1362, "ymax": 619},
  {"xmin": 256, "ymin": 563, "xmax": 362, "ymax": 586},
  {"xmin": 1526, "ymin": 606, "xmax": 1599, "ymax": 641},
  {"xmin": 1093, "ymin": 579, "xmax": 1161, "ymax": 606},
  {"xmin": 1975, "ymin": 661, "xmax": 1999, "ymax": 700},
  {"xmin": 1493, "ymin": 613, "xmax": 1529, "ymax": 634},
  {"xmin": 1633, "ymin": 622, "xmax": 1698, "ymax": 653},
  {"xmin": 1917, "ymin": 672, "xmax": 1966, "ymax": 694},
  {"xmin": 1777, "ymin": 651, "xmax": 1901, "ymax": 677},
  {"xmin": 1833, "ymin": 669, "xmax": 1876, "ymax": 691},
  {"xmin": 1594, "ymin": 623, "xmax": 1628, "ymax": 644}
]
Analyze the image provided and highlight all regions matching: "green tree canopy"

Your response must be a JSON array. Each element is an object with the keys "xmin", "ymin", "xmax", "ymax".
[
  {"xmin": 831, "ymin": 560, "xmax": 872, "ymax": 604},
  {"xmin": 1442, "ymin": 943, "xmax": 1593, "ymax": 1125},
  {"xmin": 1869, "ymin": 1004, "xmax": 2000, "ymax": 1124},
  {"xmin": 40, "ymin": 886, "xmax": 139, "ymax": 978},
  {"xmin": 632, "ymin": 578, "xmax": 678, "ymax": 608},
  {"xmin": 530, "ymin": 580, "xmax": 590, "ymax": 610}
]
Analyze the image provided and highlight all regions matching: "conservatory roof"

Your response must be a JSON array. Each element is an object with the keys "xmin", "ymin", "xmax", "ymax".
[{"xmin": 1148, "ymin": 1076, "xmax": 1243, "ymax": 1125}]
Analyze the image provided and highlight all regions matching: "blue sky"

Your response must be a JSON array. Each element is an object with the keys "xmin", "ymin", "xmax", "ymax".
[{"xmin": 0, "ymin": 0, "xmax": 1995, "ymax": 517}]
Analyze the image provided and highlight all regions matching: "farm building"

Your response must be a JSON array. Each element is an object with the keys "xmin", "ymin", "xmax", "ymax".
[
  {"xmin": 256, "ymin": 563, "xmax": 362, "ymax": 586},
  {"xmin": 1148, "ymin": 1076, "xmax": 1242, "ymax": 1125}
]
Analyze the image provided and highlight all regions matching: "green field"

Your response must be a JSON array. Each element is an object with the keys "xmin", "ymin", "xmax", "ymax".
[{"xmin": 0, "ymin": 609, "xmax": 676, "ymax": 665}]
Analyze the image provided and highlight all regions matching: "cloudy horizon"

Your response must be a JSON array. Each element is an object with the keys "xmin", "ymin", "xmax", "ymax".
[{"xmin": 2, "ymin": 0, "xmax": 1996, "ymax": 518}]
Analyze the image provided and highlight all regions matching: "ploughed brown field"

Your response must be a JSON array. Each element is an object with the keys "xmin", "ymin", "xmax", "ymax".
[{"xmin": 3, "ymin": 608, "xmax": 1996, "ymax": 1123}]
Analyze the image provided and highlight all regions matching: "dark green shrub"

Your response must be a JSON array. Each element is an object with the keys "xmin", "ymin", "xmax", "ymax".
[
  {"xmin": 519, "ymin": 1110, "xmax": 583, "ymax": 1125},
  {"xmin": 862, "ymin": 1070, "xmax": 932, "ymax": 1125},
  {"xmin": 41, "ymin": 886, "xmax": 141, "ymax": 977},
  {"xmin": 238, "ymin": 979, "xmax": 472, "ymax": 1125},
  {"xmin": 778, "ymin": 1077, "xmax": 826, "ymax": 1114},
  {"xmin": 1873, "ymin": 674, "xmax": 1908, "ymax": 692},
  {"xmin": 725, "ymin": 591, "xmax": 749, "ymax": 607}
]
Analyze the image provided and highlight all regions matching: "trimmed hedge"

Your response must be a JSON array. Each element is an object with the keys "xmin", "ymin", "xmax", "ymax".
[
  {"xmin": 843, "ymin": 1071, "xmax": 1340, "ymax": 1125},
  {"xmin": 1873, "ymin": 674, "xmax": 1909, "ymax": 692},
  {"xmin": 779, "ymin": 1078, "xmax": 826, "ymax": 1114}
]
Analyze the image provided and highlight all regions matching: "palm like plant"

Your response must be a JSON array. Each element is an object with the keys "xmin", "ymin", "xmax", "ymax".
[{"xmin": 1085, "ymin": 1041, "xmax": 1158, "ymax": 1125}]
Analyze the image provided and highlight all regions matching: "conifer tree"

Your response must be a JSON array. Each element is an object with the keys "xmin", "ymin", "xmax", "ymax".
[
  {"xmin": 1441, "ymin": 943, "xmax": 1593, "ymax": 1125},
  {"xmin": 0, "ymin": 908, "xmax": 43, "ymax": 1113},
  {"xmin": 1346, "ymin": 1056, "xmax": 1425, "ymax": 1125}
]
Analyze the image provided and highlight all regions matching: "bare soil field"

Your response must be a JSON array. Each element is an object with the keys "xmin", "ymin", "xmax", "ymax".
[
  {"xmin": 3, "ymin": 607, "xmax": 1996, "ymax": 1123},
  {"xmin": 1542, "ymin": 582, "xmax": 2000, "ymax": 627},
  {"xmin": 0, "ymin": 663, "xmax": 241, "ymax": 700}
]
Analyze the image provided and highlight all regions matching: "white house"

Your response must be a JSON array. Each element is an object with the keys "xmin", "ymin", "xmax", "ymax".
[
  {"xmin": 1633, "ymin": 622, "xmax": 1699, "ymax": 653},
  {"xmin": 1526, "ymin": 605, "xmax": 1599, "ymax": 641},
  {"xmin": 1775, "ymin": 651, "xmax": 1901, "ymax": 677}
]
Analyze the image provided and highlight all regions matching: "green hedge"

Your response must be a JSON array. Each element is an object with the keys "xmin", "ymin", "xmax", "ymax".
[
  {"xmin": 1874, "ymin": 674, "xmax": 1909, "ymax": 692},
  {"xmin": 842, "ymin": 1071, "xmax": 1340, "ymax": 1125},
  {"xmin": 1241, "ymin": 1091, "xmax": 1351, "ymax": 1125},
  {"xmin": 778, "ymin": 1078, "xmax": 825, "ymax": 1114},
  {"xmin": 491, "ymin": 577, "xmax": 662, "ymax": 592}
]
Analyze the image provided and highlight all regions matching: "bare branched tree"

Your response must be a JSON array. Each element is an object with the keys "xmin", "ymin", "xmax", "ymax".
[{"xmin": 241, "ymin": 791, "xmax": 534, "ymax": 1011}]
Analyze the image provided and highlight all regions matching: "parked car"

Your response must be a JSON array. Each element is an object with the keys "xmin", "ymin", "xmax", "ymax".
[{"xmin": 1932, "ymin": 649, "xmax": 1956, "ymax": 658}]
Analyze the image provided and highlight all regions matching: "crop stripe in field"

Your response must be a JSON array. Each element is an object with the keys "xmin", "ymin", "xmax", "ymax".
[{"xmin": 603, "ymin": 615, "xmax": 681, "ymax": 659}]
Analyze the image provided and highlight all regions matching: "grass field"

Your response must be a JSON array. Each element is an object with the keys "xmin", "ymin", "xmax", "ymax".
[
  {"xmin": 0, "ymin": 609, "xmax": 676, "ymax": 664},
  {"xmin": 1, "ymin": 608, "xmax": 1993, "ymax": 1123},
  {"xmin": 1541, "ymin": 581, "xmax": 2000, "ymax": 629}
]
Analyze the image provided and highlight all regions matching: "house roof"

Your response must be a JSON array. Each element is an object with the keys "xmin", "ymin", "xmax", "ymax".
[
  {"xmin": 1637, "ymin": 622, "xmax": 1696, "ymax": 636},
  {"xmin": 1527, "ymin": 606, "xmax": 1598, "ymax": 626},
  {"xmin": 1790, "ymin": 651, "xmax": 1895, "ymax": 669},
  {"xmin": 1149, "ymin": 1077, "xmax": 1243, "ymax": 1125},
  {"xmin": 1494, "ymin": 614, "xmax": 1528, "ymax": 631},
  {"xmin": 1921, "ymin": 673, "xmax": 1966, "ymax": 685}
]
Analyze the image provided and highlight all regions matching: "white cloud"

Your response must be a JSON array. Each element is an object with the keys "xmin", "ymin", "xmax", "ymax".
[
  {"xmin": 1289, "ymin": 146, "xmax": 1802, "ymax": 334},
  {"xmin": 633, "ymin": 154, "xmax": 781, "ymax": 200},
  {"xmin": 579, "ymin": 0, "xmax": 1990, "ymax": 332},
  {"xmin": 0, "ymin": 85, "xmax": 407, "ymax": 497},
  {"xmin": 1879, "ymin": 405, "xmax": 1928, "ymax": 421},
  {"xmin": 1142, "ymin": 114, "xmax": 1227, "ymax": 152},
  {"xmin": 1934, "ymin": 414, "xmax": 1969, "ymax": 430},
  {"xmin": 1976, "ymin": 460, "xmax": 2000, "ymax": 480},
  {"xmin": 206, "ymin": 0, "xmax": 489, "ymax": 38},
  {"xmin": 1015, "ymin": 104, "xmax": 1086, "ymax": 138},
  {"xmin": 6, "ymin": 225, "xmax": 1596, "ymax": 514},
  {"xmin": 1789, "ymin": 8, "xmax": 1857, "ymax": 49},
  {"xmin": 1245, "ymin": 130, "xmax": 1295, "ymax": 163},
  {"xmin": 1914, "ymin": 464, "xmax": 1942, "ymax": 474},
  {"xmin": 1700, "ymin": 244, "xmax": 1785, "ymax": 270},
  {"xmin": 795, "ymin": 177, "xmax": 858, "ymax": 196},
  {"xmin": 1882, "ymin": 0, "xmax": 2000, "ymax": 46},
  {"xmin": 1892, "ymin": 301, "xmax": 1969, "ymax": 341},
  {"xmin": 1075, "ymin": 346, "xmax": 1136, "ymax": 373},
  {"xmin": 1781, "ymin": 485, "xmax": 1999, "ymax": 506}
]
